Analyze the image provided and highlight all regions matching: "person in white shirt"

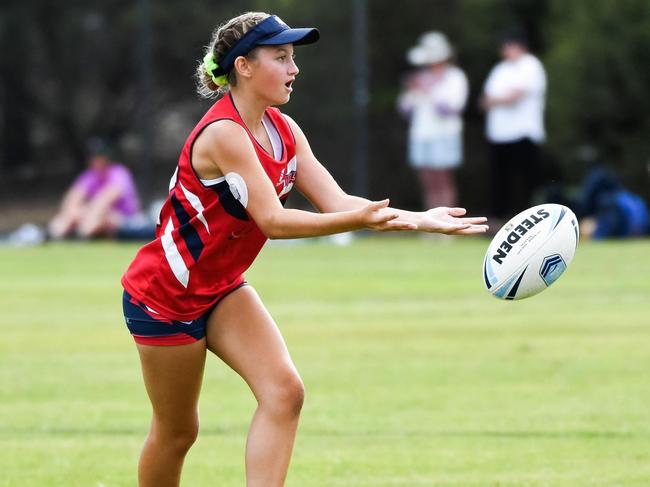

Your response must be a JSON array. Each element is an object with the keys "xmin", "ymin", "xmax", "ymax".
[
  {"xmin": 481, "ymin": 30, "xmax": 546, "ymax": 218},
  {"xmin": 398, "ymin": 32, "xmax": 469, "ymax": 209}
]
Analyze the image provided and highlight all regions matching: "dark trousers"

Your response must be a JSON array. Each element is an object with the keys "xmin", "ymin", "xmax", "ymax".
[{"xmin": 489, "ymin": 138, "xmax": 541, "ymax": 218}]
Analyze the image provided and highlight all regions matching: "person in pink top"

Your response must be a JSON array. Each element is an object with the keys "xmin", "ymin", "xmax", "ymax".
[{"xmin": 48, "ymin": 137, "xmax": 141, "ymax": 239}]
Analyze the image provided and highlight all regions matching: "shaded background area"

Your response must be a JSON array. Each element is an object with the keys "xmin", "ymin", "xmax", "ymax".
[{"xmin": 1, "ymin": 0, "xmax": 649, "ymax": 229}]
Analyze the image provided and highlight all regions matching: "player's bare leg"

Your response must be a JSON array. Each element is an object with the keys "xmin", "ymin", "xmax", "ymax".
[
  {"xmin": 206, "ymin": 286, "xmax": 304, "ymax": 487},
  {"xmin": 136, "ymin": 339, "xmax": 207, "ymax": 487}
]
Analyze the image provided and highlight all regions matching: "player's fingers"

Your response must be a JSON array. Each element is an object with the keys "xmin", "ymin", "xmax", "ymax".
[
  {"xmin": 447, "ymin": 207, "xmax": 467, "ymax": 216},
  {"xmin": 394, "ymin": 220, "xmax": 418, "ymax": 230},
  {"xmin": 458, "ymin": 217, "xmax": 488, "ymax": 224},
  {"xmin": 368, "ymin": 199, "xmax": 390, "ymax": 211},
  {"xmin": 382, "ymin": 220, "xmax": 418, "ymax": 231},
  {"xmin": 451, "ymin": 225, "xmax": 489, "ymax": 235},
  {"xmin": 442, "ymin": 223, "xmax": 471, "ymax": 234},
  {"xmin": 376, "ymin": 212, "xmax": 400, "ymax": 223}
]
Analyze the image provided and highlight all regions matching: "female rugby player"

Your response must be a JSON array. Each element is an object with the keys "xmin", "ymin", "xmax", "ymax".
[{"xmin": 121, "ymin": 12, "xmax": 487, "ymax": 487}]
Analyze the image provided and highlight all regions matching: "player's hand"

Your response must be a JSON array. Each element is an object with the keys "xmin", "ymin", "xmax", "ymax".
[
  {"xmin": 361, "ymin": 199, "xmax": 418, "ymax": 232},
  {"xmin": 420, "ymin": 207, "xmax": 488, "ymax": 235}
]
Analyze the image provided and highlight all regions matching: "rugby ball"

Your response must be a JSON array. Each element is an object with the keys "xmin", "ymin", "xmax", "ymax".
[{"xmin": 483, "ymin": 204, "xmax": 579, "ymax": 300}]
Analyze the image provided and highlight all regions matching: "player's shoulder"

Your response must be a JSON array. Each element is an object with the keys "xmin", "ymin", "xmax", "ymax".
[
  {"xmin": 194, "ymin": 119, "xmax": 257, "ymax": 167},
  {"xmin": 196, "ymin": 119, "xmax": 250, "ymax": 152},
  {"xmin": 202, "ymin": 118, "xmax": 247, "ymax": 140}
]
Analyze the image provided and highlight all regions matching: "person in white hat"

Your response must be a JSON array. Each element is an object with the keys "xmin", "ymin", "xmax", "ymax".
[{"xmin": 398, "ymin": 32, "xmax": 469, "ymax": 209}]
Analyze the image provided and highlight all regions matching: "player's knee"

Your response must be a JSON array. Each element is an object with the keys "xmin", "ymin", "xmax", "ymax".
[
  {"xmin": 170, "ymin": 428, "xmax": 199, "ymax": 456},
  {"xmin": 152, "ymin": 417, "xmax": 199, "ymax": 455},
  {"xmin": 277, "ymin": 376, "xmax": 305, "ymax": 418},
  {"xmin": 260, "ymin": 373, "xmax": 305, "ymax": 419},
  {"xmin": 286, "ymin": 377, "xmax": 305, "ymax": 416}
]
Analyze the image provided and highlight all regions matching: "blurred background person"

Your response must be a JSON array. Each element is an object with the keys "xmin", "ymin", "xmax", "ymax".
[
  {"xmin": 480, "ymin": 28, "xmax": 546, "ymax": 219},
  {"xmin": 398, "ymin": 32, "xmax": 468, "ymax": 209},
  {"xmin": 576, "ymin": 165, "xmax": 649, "ymax": 239},
  {"xmin": 48, "ymin": 137, "xmax": 143, "ymax": 239}
]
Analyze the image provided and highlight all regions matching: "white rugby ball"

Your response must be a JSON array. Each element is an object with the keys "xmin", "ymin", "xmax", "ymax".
[{"xmin": 483, "ymin": 204, "xmax": 579, "ymax": 300}]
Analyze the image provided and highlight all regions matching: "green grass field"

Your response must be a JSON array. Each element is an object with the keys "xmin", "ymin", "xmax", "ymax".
[{"xmin": 1, "ymin": 237, "xmax": 649, "ymax": 487}]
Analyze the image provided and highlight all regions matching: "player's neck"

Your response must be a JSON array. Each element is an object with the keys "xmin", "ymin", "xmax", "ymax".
[{"xmin": 230, "ymin": 90, "xmax": 267, "ymax": 132}]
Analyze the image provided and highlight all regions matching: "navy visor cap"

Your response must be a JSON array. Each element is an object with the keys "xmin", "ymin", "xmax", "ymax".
[
  {"xmin": 256, "ymin": 16, "xmax": 320, "ymax": 46},
  {"xmin": 215, "ymin": 15, "xmax": 319, "ymax": 75}
]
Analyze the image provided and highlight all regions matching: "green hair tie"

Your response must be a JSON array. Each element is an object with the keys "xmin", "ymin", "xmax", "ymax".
[{"xmin": 203, "ymin": 52, "xmax": 229, "ymax": 88}]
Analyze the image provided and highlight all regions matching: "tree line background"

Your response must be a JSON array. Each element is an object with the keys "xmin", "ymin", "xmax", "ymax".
[{"xmin": 1, "ymin": 0, "xmax": 649, "ymax": 228}]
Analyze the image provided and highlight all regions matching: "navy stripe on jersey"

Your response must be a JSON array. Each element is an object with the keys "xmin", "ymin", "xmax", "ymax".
[
  {"xmin": 211, "ymin": 181, "xmax": 249, "ymax": 221},
  {"xmin": 171, "ymin": 193, "xmax": 204, "ymax": 262}
]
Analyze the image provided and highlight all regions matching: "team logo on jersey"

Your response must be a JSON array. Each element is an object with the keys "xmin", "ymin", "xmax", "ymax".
[
  {"xmin": 276, "ymin": 168, "xmax": 296, "ymax": 188},
  {"xmin": 228, "ymin": 227, "xmax": 253, "ymax": 240},
  {"xmin": 277, "ymin": 156, "xmax": 297, "ymax": 198}
]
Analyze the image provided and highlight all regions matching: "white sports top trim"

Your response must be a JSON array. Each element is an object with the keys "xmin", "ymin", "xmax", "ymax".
[
  {"xmin": 261, "ymin": 113, "xmax": 283, "ymax": 160},
  {"xmin": 200, "ymin": 113, "xmax": 282, "ymax": 186}
]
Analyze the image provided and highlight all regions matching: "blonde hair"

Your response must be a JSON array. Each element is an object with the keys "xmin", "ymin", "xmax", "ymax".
[{"xmin": 196, "ymin": 12, "xmax": 271, "ymax": 99}]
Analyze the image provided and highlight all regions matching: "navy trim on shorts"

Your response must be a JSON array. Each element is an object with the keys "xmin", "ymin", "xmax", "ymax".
[
  {"xmin": 121, "ymin": 282, "xmax": 248, "ymax": 342},
  {"xmin": 122, "ymin": 291, "xmax": 207, "ymax": 340}
]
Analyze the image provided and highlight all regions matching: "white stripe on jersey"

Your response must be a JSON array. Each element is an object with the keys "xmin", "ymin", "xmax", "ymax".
[
  {"xmin": 168, "ymin": 167, "xmax": 179, "ymax": 192},
  {"xmin": 262, "ymin": 113, "xmax": 283, "ymax": 160},
  {"xmin": 160, "ymin": 168, "xmax": 180, "ymax": 226},
  {"xmin": 200, "ymin": 175, "xmax": 226, "ymax": 186},
  {"xmin": 179, "ymin": 182, "xmax": 210, "ymax": 234},
  {"xmin": 161, "ymin": 218, "xmax": 190, "ymax": 288}
]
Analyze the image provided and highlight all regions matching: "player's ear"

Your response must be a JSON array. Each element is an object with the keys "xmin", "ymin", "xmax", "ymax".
[{"xmin": 234, "ymin": 56, "xmax": 254, "ymax": 80}]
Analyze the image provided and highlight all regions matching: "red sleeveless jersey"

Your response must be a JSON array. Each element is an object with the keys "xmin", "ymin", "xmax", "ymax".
[{"xmin": 122, "ymin": 94, "xmax": 297, "ymax": 320}]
